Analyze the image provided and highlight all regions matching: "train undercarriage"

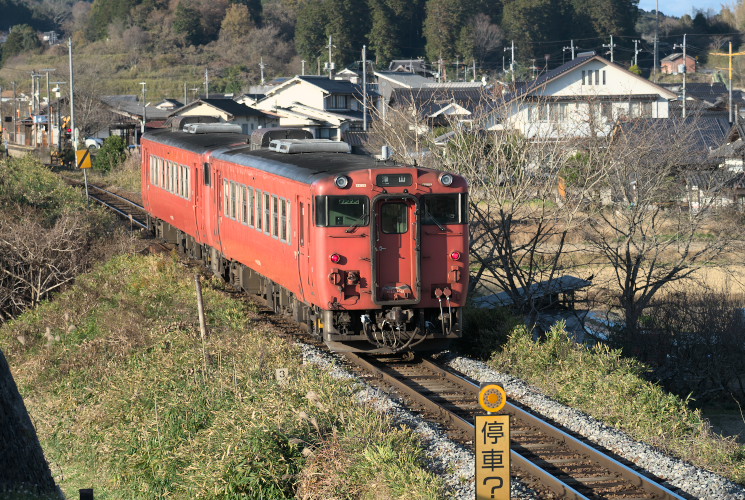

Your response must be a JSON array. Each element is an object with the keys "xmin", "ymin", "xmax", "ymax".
[{"xmin": 153, "ymin": 218, "xmax": 462, "ymax": 353}]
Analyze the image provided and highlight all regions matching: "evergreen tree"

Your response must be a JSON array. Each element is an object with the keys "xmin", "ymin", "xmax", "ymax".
[
  {"xmin": 424, "ymin": 0, "xmax": 474, "ymax": 62},
  {"xmin": 368, "ymin": 0, "xmax": 398, "ymax": 64},
  {"xmin": 325, "ymin": 0, "xmax": 371, "ymax": 67},
  {"xmin": 295, "ymin": 0, "xmax": 329, "ymax": 65},
  {"xmin": 174, "ymin": 2, "xmax": 206, "ymax": 46},
  {"xmin": 221, "ymin": 4, "xmax": 256, "ymax": 42},
  {"xmin": 85, "ymin": 0, "xmax": 140, "ymax": 41},
  {"xmin": 502, "ymin": 0, "xmax": 569, "ymax": 63},
  {"xmin": 368, "ymin": 0, "xmax": 426, "ymax": 65},
  {"xmin": 1, "ymin": 24, "xmax": 42, "ymax": 65}
]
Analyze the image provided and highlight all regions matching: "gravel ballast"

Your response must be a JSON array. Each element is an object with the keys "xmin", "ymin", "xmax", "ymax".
[{"xmin": 297, "ymin": 341, "xmax": 745, "ymax": 499}]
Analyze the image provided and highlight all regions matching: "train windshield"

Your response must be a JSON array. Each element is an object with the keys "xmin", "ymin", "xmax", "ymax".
[
  {"xmin": 421, "ymin": 194, "xmax": 468, "ymax": 225},
  {"xmin": 315, "ymin": 195, "xmax": 369, "ymax": 227}
]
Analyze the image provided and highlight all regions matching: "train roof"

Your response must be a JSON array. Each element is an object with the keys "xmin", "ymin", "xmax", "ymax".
[{"xmin": 144, "ymin": 129, "xmax": 412, "ymax": 185}]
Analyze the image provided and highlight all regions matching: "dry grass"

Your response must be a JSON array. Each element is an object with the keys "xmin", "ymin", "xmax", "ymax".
[{"xmin": 2, "ymin": 253, "xmax": 446, "ymax": 498}]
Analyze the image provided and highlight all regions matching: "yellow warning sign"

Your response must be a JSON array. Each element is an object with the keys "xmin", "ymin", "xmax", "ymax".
[
  {"xmin": 479, "ymin": 384, "xmax": 507, "ymax": 413},
  {"xmin": 76, "ymin": 149, "xmax": 92, "ymax": 169},
  {"xmin": 475, "ymin": 414, "xmax": 510, "ymax": 500}
]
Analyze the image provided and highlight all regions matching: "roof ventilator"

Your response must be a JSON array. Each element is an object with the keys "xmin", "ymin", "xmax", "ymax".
[
  {"xmin": 184, "ymin": 123, "xmax": 243, "ymax": 134},
  {"xmin": 268, "ymin": 139, "xmax": 351, "ymax": 154}
]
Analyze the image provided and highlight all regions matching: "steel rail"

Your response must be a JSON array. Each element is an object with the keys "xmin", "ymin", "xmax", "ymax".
[{"xmin": 344, "ymin": 353, "xmax": 687, "ymax": 500}]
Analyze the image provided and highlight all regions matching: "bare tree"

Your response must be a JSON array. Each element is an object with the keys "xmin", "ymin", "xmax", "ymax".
[
  {"xmin": 584, "ymin": 117, "xmax": 734, "ymax": 341},
  {"xmin": 369, "ymin": 94, "xmax": 606, "ymax": 314},
  {"xmin": 0, "ymin": 208, "xmax": 101, "ymax": 320}
]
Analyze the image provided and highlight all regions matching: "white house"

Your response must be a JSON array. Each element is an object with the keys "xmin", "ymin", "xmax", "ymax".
[
  {"xmin": 254, "ymin": 76, "xmax": 376, "ymax": 140},
  {"xmin": 169, "ymin": 98, "xmax": 278, "ymax": 134},
  {"xmin": 483, "ymin": 53, "xmax": 678, "ymax": 139}
]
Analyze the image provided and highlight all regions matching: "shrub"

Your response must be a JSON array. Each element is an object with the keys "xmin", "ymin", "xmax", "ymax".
[{"xmin": 93, "ymin": 136, "xmax": 127, "ymax": 174}]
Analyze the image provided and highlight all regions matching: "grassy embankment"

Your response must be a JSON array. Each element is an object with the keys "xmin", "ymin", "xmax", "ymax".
[
  {"xmin": 464, "ymin": 311, "xmax": 745, "ymax": 484},
  {"xmin": 3, "ymin": 254, "xmax": 447, "ymax": 499},
  {"xmin": 0, "ymin": 154, "xmax": 446, "ymax": 498}
]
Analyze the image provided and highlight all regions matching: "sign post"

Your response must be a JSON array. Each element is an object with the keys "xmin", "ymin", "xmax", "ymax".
[
  {"xmin": 76, "ymin": 148, "xmax": 91, "ymax": 205},
  {"xmin": 475, "ymin": 384, "xmax": 510, "ymax": 500}
]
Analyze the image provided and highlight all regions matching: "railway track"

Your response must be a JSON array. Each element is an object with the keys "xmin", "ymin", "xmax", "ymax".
[
  {"xmin": 343, "ymin": 353, "xmax": 688, "ymax": 500},
  {"xmin": 65, "ymin": 177, "xmax": 150, "ymax": 229},
  {"xmin": 71, "ymin": 179, "xmax": 690, "ymax": 499}
]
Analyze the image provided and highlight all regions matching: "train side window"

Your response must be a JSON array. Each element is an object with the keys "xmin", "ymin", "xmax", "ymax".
[
  {"xmin": 271, "ymin": 195, "xmax": 279, "ymax": 238},
  {"xmin": 264, "ymin": 192, "xmax": 271, "ymax": 235},
  {"xmin": 282, "ymin": 199, "xmax": 290, "ymax": 244},
  {"xmin": 224, "ymin": 179, "xmax": 230, "ymax": 216},
  {"xmin": 299, "ymin": 202, "xmax": 304, "ymax": 246},
  {"xmin": 203, "ymin": 162, "xmax": 211, "ymax": 186},
  {"xmin": 231, "ymin": 182, "xmax": 239, "ymax": 219},
  {"xmin": 256, "ymin": 190, "xmax": 263, "ymax": 230},
  {"xmin": 241, "ymin": 185, "xmax": 248, "ymax": 224},
  {"xmin": 248, "ymin": 187, "xmax": 254, "ymax": 227},
  {"xmin": 186, "ymin": 166, "xmax": 191, "ymax": 199}
]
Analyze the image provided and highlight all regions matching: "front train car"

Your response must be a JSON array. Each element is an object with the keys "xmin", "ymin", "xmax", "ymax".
[{"xmin": 142, "ymin": 126, "xmax": 468, "ymax": 354}]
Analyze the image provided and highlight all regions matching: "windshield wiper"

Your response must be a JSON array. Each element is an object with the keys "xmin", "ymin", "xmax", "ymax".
[
  {"xmin": 425, "ymin": 205, "xmax": 446, "ymax": 232},
  {"xmin": 345, "ymin": 213, "xmax": 369, "ymax": 233}
]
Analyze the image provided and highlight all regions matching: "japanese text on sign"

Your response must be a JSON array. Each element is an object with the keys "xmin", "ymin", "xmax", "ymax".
[{"xmin": 475, "ymin": 415, "xmax": 510, "ymax": 500}]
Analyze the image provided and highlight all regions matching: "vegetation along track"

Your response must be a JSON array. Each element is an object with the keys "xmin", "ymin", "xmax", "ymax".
[
  {"xmin": 343, "ymin": 353, "xmax": 689, "ymax": 500},
  {"xmin": 73, "ymin": 178, "xmax": 687, "ymax": 499}
]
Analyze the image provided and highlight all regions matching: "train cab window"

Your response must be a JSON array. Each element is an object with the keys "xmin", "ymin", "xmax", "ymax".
[
  {"xmin": 421, "ymin": 194, "xmax": 468, "ymax": 226},
  {"xmin": 381, "ymin": 202, "xmax": 408, "ymax": 234},
  {"xmin": 315, "ymin": 195, "xmax": 369, "ymax": 227}
]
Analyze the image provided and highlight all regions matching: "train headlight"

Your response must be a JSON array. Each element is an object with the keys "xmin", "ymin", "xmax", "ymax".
[
  {"xmin": 439, "ymin": 173, "xmax": 454, "ymax": 186},
  {"xmin": 450, "ymin": 251, "xmax": 462, "ymax": 261},
  {"xmin": 335, "ymin": 175, "xmax": 350, "ymax": 188},
  {"xmin": 330, "ymin": 253, "xmax": 342, "ymax": 263}
]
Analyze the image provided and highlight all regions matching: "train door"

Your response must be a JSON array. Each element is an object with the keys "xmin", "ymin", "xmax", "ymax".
[
  {"xmin": 372, "ymin": 196, "xmax": 420, "ymax": 303},
  {"xmin": 197, "ymin": 160, "xmax": 219, "ymax": 250},
  {"xmin": 296, "ymin": 199, "xmax": 310, "ymax": 300},
  {"xmin": 194, "ymin": 162, "xmax": 203, "ymax": 241}
]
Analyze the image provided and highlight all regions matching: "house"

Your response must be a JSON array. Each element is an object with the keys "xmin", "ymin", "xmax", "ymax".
[
  {"xmin": 374, "ymin": 71, "xmax": 434, "ymax": 104},
  {"xmin": 660, "ymin": 82, "xmax": 744, "ymax": 117},
  {"xmin": 481, "ymin": 53, "xmax": 678, "ymax": 139},
  {"xmin": 155, "ymin": 99, "xmax": 183, "ymax": 111},
  {"xmin": 254, "ymin": 75, "xmax": 377, "ymax": 140},
  {"xmin": 100, "ymin": 95, "xmax": 171, "ymax": 144},
  {"xmin": 388, "ymin": 59, "xmax": 434, "ymax": 77},
  {"xmin": 661, "ymin": 53, "xmax": 696, "ymax": 75},
  {"xmin": 168, "ymin": 98, "xmax": 278, "ymax": 134},
  {"xmin": 235, "ymin": 93, "xmax": 266, "ymax": 107},
  {"xmin": 389, "ymin": 86, "xmax": 492, "ymax": 127}
]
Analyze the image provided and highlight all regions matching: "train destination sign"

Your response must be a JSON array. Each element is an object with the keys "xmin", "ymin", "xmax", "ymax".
[{"xmin": 376, "ymin": 173, "xmax": 412, "ymax": 187}]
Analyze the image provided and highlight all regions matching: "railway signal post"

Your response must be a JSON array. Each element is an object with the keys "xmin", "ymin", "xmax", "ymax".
[{"xmin": 475, "ymin": 383, "xmax": 510, "ymax": 500}]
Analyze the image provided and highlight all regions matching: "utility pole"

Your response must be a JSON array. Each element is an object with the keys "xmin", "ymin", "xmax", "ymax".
[
  {"xmin": 205, "ymin": 69, "xmax": 209, "ymax": 98},
  {"xmin": 603, "ymin": 35, "xmax": 616, "ymax": 62},
  {"xmin": 710, "ymin": 42, "xmax": 745, "ymax": 123},
  {"xmin": 472, "ymin": 59, "xmax": 476, "ymax": 81},
  {"xmin": 505, "ymin": 41, "xmax": 515, "ymax": 82},
  {"xmin": 362, "ymin": 45, "xmax": 367, "ymax": 132},
  {"xmin": 673, "ymin": 34, "xmax": 687, "ymax": 118},
  {"xmin": 31, "ymin": 71, "xmax": 41, "ymax": 146},
  {"xmin": 530, "ymin": 58, "xmax": 537, "ymax": 79},
  {"xmin": 51, "ymin": 81, "xmax": 65, "ymax": 153},
  {"xmin": 438, "ymin": 58, "xmax": 443, "ymax": 83},
  {"xmin": 653, "ymin": 0, "xmax": 659, "ymax": 81},
  {"xmin": 455, "ymin": 57, "xmax": 459, "ymax": 81},
  {"xmin": 327, "ymin": 35, "xmax": 334, "ymax": 78},
  {"xmin": 562, "ymin": 40, "xmax": 575, "ymax": 63},
  {"xmin": 259, "ymin": 57, "xmax": 266, "ymax": 85},
  {"xmin": 633, "ymin": 39, "xmax": 641, "ymax": 67},
  {"xmin": 68, "ymin": 37, "xmax": 87, "ymax": 202},
  {"xmin": 139, "ymin": 81, "xmax": 147, "ymax": 139},
  {"xmin": 301, "ymin": 59, "xmax": 306, "ymax": 75},
  {"xmin": 12, "ymin": 81, "xmax": 17, "ymax": 144},
  {"xmin": 183, "ymin": 82, "xmax": 187, "ymax": 105},
  {"xmin": 41, "ymin": 68, "xmax": 55, "ymax": 148}
]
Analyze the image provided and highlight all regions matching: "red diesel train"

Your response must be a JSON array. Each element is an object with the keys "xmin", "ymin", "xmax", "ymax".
[{"xmin": 141, "ymin": 124, "xmax": 468, "ymax": 353}]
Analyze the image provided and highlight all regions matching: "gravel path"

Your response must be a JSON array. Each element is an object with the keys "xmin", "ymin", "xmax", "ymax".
[{"xmin": 296, "ymin": 341, "xmax": 745, "ymax": 499}]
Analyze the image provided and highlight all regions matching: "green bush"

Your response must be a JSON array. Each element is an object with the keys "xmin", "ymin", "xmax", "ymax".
[
  {"xmin": 93, "ymin": 136, "xmax": 127, "ymax": 174},
  {"xmin": 490, "ymin": 323, "xmax": 745, "ymax": 483}
]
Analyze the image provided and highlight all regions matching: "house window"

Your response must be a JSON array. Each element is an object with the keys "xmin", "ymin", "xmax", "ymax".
[
  {"xmin": 550, "ymin": 102, "xmax": 568, "ymax": 122},
  {"xmin": 582, "ymin": 70, "xmax": 586, "ymax": 85},
  {"xmin": 537, "ymin": 103, "xmax": 548, "ymax": 121},
  {"xmin": 327, "ymin": 94, "xmax": 349, "ymax": 109},
  {"xmin": 318, "ymin": 128, "xmax": 337, "ymax": 139},
  {"xmin": 602, "ymin": 70, "xmax": 606, "ymax": 85},
  {"xmin": 594, "ymin": 70, "xmax": 599, "ymax": 85},
  {"xmin": 601, "ymin": 101, "xmax": 613, "ymax": 121}
]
